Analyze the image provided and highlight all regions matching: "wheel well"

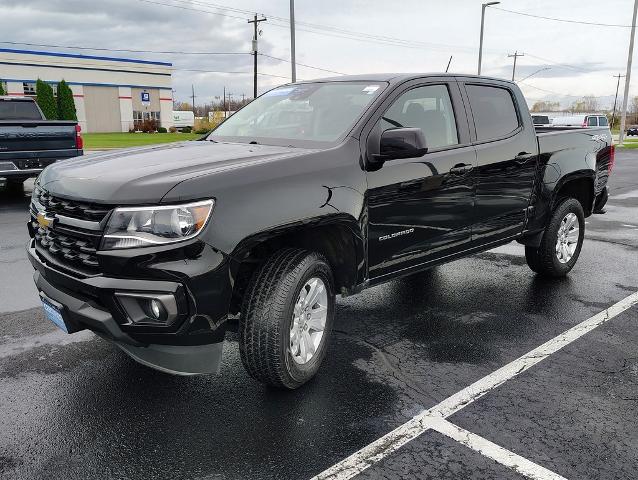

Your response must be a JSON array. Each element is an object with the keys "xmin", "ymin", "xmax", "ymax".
[
  {"xmin": 229, "ymin": 224, "xmax": 360, "ymax": 314},
  {"xmin": 554, "ymin": 177, "xmax": 594, "ymax": 217}
]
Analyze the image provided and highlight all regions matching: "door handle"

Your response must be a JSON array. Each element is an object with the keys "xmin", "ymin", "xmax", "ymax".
[
  {"xmin": 514, "ymin": 152, "xmax": 535, "ymax": 163},
  {"xmin": 449, "ymin": 163, "xmax": 473, "ymax": 175}
]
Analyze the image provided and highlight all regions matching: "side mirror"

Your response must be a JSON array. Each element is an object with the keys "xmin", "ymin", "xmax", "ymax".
[{"xmin": 372, "ymin": 127, "xmax": 428, "ymax": 163}]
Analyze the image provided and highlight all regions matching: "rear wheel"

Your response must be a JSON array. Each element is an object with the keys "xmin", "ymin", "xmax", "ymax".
[
  {"xmin": 525, "ymin": 198, "xmax": 585, "ymax": 277},
  {"xmin": 239, "ymin": 248, "xmax": 335, "ymax": 389}
]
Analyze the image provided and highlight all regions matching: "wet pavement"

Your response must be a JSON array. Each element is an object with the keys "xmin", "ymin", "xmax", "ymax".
[{"xmin": 1, "ymin": 151, "xmax": 637, "ymax": 479}]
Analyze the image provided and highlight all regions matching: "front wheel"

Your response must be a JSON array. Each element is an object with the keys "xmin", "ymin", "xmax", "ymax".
[
  {"xmin": 239, "ymin": 248, "xmax": 335, "ymax": 389},
  {"xmin": 525, "ymin": 198, "xmax": 585, "ymax": 277}
]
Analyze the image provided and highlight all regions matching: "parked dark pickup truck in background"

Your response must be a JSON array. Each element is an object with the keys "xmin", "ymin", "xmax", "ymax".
[
  {"xmin": 27, "ymin": 74, "xmax": 613, "ymax": 389},
  {"xmin": 0, "ymin": 96, "xmax": 83, "ymax": 189}
]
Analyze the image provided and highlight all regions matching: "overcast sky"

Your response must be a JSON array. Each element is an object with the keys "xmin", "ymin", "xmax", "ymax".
[{"xmin": 2, "ymin": 0, "xmax": 637, "ymax": 109}]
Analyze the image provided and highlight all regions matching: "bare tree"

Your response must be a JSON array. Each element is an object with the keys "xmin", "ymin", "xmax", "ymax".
[{"xmin": 531, "ymin": 100, "xmax": 560, "ymax": 112}]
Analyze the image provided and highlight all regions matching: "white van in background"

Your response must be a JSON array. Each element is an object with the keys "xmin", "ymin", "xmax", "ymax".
[
  {"xmin": 172, "ymin": 110, "xmax": 195, "ymax": 130},
  {"xmin": 551, "ymin": 114, "xmax": 609, "ymax": 128}
]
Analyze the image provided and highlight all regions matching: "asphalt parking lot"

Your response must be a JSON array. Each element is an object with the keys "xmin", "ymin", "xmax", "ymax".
[{"xmin": 1, "ymin": 151, "xmax": 637, "ymax": 480}]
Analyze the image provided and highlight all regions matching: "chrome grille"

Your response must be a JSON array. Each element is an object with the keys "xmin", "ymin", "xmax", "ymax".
[
  {"xmin": 33, "ymin": 187, "xmax": 111, "ymax": 222},
  {"xmin": 30, "ymin": 187, "xmax": 112, "ymax": 276}
]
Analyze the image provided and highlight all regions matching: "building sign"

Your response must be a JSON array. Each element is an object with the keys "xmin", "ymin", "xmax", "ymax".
[{"xmin": 141, "ymin": 91, "xmax": 150, "ymax": 105}]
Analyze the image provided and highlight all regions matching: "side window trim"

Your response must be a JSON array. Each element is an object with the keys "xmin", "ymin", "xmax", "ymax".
[{"xmin": 461, "ymin": 82, "xmax": 523, "ymax": 145}]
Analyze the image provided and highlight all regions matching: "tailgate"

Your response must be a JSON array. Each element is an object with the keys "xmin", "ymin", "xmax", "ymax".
[{"xmin": 0, "ymin": 121, "xmax": 78, "ymax": 153}]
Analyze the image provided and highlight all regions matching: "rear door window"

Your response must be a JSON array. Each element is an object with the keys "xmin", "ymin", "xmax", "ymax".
[
  {"xmin": 587, "ymin": 116, "xmax": 598, "ymax": 126},
  {"xmin": 598, "ymin": 116, "xmax": 609, "ymax": 126},
  {"xmin": 466, "ymin": 85, "xmax": 520, "ymax": 141}
]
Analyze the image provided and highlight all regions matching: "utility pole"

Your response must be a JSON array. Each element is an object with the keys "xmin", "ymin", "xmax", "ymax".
[
  {"xmin": 223, "ymin": 86, "xmax": 226, "ymax": 119},
  {"xmin": 611, "ymin": 73, "xmax": 625, "ymax": 130},
  {"xmin": 508, "ymin": 51, "xmax": 524, "ymax": 81},
  {"xmin": 290, "ymin": 0, "xmax": 296, "ymax": 82},
  {"xmin": 191, "ymin": 85, "xmax": 195, "ymax": 114},
  {"xmin": 478, "ymin": 1, "xmax": 500, "ymax": 75},
  {"xmin": 619, "ymin": 0, "xmax": 638, "ymax": 145},
  {"xmin": 248, "ymin": 14, "xmax": 267, "ymax": 99}
]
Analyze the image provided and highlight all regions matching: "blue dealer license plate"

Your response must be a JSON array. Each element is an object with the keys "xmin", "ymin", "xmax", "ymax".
[{"xmin": 41, "ymin": 297, "xmax": 69, "ymax": 333}]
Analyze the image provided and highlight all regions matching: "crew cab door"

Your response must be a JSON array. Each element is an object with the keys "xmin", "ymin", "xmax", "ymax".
[
  {"xmin": 364, "ymin": 79, "xmax": 476, "ymax": 280},
  {"xmin": 460, "ymin": 81, "xmax": 539, "ymax": 244}
]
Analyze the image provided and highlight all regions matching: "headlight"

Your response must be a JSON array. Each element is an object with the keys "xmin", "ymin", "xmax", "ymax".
[{"xmin": 101, "ymin": 199, "xmax": 214, "ymax": 250}]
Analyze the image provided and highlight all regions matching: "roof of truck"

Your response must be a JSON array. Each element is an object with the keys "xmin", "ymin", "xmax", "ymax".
[{"xmin": 298, "ymin": 73, "xmax": 515, "ymax": 85}]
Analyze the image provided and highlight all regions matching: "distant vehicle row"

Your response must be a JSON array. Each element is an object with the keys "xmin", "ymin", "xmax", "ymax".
[{"xmin": 532, "ymin": 113, "xmax": 609, "ymax": 128}]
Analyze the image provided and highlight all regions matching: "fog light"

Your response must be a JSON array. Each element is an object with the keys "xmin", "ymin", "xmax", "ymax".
[
  {"xmin": 115, "ymin": 292, "xmax": 179, "ymax": 326},
  {"xmin": 150, "ymin": 299, "xmax": 162, "ymax": 319}
]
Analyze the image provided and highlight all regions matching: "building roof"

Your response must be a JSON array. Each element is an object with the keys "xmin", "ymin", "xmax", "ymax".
[{"xmin": 0, "ymin": 47, "xmax": 172, "ymax": 67}]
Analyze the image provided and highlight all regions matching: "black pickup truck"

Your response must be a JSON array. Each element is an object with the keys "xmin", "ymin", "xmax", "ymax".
[
  {"xmin": 27, "ymin": 74, "xmax": 613, "ymax": 389},
  {"xmin": 0, "ymin": 96, "xmax": 83, "ymax": 190}
]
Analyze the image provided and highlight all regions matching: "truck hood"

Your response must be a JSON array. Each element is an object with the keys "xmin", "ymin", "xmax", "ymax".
[{"xmin": 38, "ymin": 141, "xmax": 313, "ymax": 204}]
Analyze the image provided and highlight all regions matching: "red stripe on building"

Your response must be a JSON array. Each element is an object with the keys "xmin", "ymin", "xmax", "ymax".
[
  {"xmin": 159, "ymin": 97, "xmax": 172, "ymax": 101},
  {"xmin": 118, "ymin": 96, "xmax": 133, "ymax": 99},
  {"xmin": 73, "ymin": 94, "xmax": 84, "ymax": 98},
  {"xmin": 8, "ymin": 92, "xmax": 25, "ymax": 96}
]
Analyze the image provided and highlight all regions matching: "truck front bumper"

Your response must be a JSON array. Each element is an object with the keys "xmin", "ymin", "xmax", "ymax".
[{"xmin": 28, "ymin": 240, "xmax": 230, "ymax": 375}]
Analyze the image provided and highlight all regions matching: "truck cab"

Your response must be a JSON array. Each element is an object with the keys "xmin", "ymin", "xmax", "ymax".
[{"xmin": 27, "ymin": 74, "xmax": 613, "ymax": 389}]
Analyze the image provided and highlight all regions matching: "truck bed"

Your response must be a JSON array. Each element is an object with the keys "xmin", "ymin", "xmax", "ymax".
[{"xmin": 535, "ymin": 126, "xmax": 613, "ymax": 197}]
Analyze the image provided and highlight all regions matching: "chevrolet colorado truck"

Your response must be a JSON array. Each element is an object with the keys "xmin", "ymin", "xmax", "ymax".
[
  {"xmin": 0, "ymin": 96, "xmax": 83, "ymax": 190},
  {"xmin": 27, "ymin": 74, "xmax": 614, "ymax": 389}
]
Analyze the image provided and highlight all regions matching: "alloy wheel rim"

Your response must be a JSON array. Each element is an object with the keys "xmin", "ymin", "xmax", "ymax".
[
  {"xmin": 555, "ymin": 212, "xmax": 579, "ymax": 264},
  {"xmin": 290, "ymin": 277, "xmax": 328, "ymax": 365}
]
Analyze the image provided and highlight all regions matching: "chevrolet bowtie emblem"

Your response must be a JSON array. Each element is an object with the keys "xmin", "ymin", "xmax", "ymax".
[{"xmin": 36, "ymin": 212, "xmax": 56, "ymax": 229}]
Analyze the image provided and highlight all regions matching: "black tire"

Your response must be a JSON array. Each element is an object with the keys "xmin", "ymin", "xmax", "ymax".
[
  {"xmin": 239, "ymin": 248, "xmax": 335, "ymax": 389},
  {"xmin": 525, "ymin": 198, "xmax": 585, "ymax": 277}
]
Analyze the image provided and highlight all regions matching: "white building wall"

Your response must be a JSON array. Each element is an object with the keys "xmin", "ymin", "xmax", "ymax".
[
  {"xmin": 0, "ymin": 51, "xmax": 172, "ymax": 90},
  {"xmin": 118, "ymin": 87, "xmax": 134, "ymax": 132},
  {"xmin": 0, "ymin": 49, "xmax": 173, "ymax": 132},
  {"xmin": 159, "ymin": 89, "xmax": 174, "ymax": 129},
  {"xmin": 71, "ymin": 84, "xmax": 87, "ymax": 132},
  {"xmin": 5, "ymin": 81, "xmax": 23, "ymax": 95}
]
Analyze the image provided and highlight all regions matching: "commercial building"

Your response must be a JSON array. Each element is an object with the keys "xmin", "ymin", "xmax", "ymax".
[{"xmin": 0, "ymin": 48, "xmax": 174, "ymax": 132}]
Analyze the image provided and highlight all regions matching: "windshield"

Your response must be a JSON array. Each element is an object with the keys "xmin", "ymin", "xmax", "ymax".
[
  {"xmin": 0, "ymin": 100, "xmax": 43, "ymax": 120},
  {"xmin": 209, "ymin": 82, "xmax": 386, "ymax": 145}
]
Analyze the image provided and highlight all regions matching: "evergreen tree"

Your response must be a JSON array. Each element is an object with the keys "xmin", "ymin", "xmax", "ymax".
[
  {"xmin": 0, "ymin": 81, "xmax": 5, "ymax": 96},
  {"xmin": 56, "ymin": 80, "xmax": 77, "ymax": 120},
  {"xmin": 36, "ymin": 79, "xmax": 56, "ymax": 119}
]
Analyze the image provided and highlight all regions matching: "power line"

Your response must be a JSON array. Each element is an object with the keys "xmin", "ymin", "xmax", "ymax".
[
  {"xmin": 0, "ymin": 41, "xmax": 326, "ymax": 79},
  {"xmin": 134, "ymin": 0, "xmax": 503, "ymax": 54},
  {"xmin": 0, "ymin": 40, "xmax": 249, "ymax": 56},
  {"xmin": 523, "ymin": 53, "xmax": 595, "ymax": 73},
  {"xmin": 517, "ymin": 81, "xmax": 603, "ymax": 99},
  {"xmin": 493, "ymin": 6, "xmax": 632, "ymax": 28},
  {"xmin": 258, "ymin": 53, "xmax": 345, "ymax": 75},
  {"xmin": 172, "ymin": 68, "xmax": 291, "ymax": 79}
]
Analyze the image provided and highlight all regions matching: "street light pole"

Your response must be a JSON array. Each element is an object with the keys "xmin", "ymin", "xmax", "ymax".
[
  {"xmin": 290, "ymin": 0, "xmax": 296, "ymax": 83},
  {"xmin": 478, "ymin": 1, "xmax": 500, "ymax": 76},
  {"xmin": 619, "ymin": 0, "xmax": 638, "ymax": 145}
]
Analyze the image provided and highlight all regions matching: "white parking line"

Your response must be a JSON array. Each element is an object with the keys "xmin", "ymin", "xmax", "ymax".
[
  {"xmin": 312, "ymin": 291, "xmax": 638, "ymax": 480},
  {"xmin": 429, "ymin": 417, "xmax": 567, "ymax": 480}
]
